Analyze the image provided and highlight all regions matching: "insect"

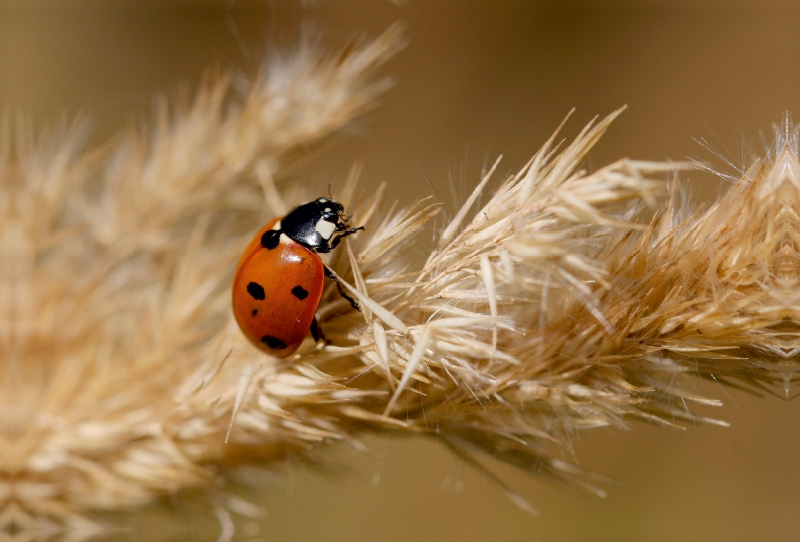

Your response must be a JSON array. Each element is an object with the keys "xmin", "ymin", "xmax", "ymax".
[{"xmin": 232, "ymin": 197, "xmax": 363, "ymax": 358}]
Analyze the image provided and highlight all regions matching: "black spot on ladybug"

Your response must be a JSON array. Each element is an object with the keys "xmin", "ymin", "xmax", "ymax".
[
  {"xmin": 247, "ymin": 282, "xmax": 266, "ymax": 300},
  {"xmin": 261, "ymin": 335, "xmax": 287, "ymax": 350},
  {"xmin": 251, "ymin": 309, "xmax": 258, "ymax": 317},
  {"xmin": 261, "ymin": 230, "xmax": 281, "ymax": 250},
  {"xmin": 291, "ymin": 286, "xmax": 308, "ymax": 300}
]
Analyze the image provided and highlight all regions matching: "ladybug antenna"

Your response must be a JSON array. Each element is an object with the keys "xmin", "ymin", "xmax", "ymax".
[{"xmin": 327, "ymin": 183, "xmax": 333, "ymax": 199}]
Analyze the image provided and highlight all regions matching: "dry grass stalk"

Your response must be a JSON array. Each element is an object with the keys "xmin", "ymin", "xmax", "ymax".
[{"xmin": 5, "ymin": 20, "xmax": 792, "ymax": 538}]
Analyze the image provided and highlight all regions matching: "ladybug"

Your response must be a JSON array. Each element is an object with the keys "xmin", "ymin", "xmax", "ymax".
[{"xmin": 232, "ymin": 197, "xmax": 363, "ymax": 358}]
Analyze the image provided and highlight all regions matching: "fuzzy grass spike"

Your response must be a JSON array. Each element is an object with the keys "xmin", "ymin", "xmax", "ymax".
[{"xmin": 8, "ymin": 20, "xmax": 792, "ymax": 540}]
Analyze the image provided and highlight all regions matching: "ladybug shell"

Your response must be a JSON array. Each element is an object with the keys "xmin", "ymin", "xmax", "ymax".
[{"xmin": 232, "ymin": 217, "xmax": 324, "ymax": 358}]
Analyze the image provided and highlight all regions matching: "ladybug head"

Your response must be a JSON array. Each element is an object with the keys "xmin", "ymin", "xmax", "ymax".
[
  {"xmin": 315, "ymin": 197, "xmax": 346, "ymax": 223},
  {"xmin": 281, "ymin": 197, "xmax": 350, "ymax": 253}
]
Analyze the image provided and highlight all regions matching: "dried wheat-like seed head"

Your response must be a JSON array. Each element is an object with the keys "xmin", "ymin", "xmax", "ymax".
[
  {"xmin": 7, "ymin": 92, "xmax": 682, "ymax": 531},
  {"xmin": 619, "ymin": 115, "xmax": 800, "ymax": 400},
  {"xmin": 7, "ymin": 18, "xmax": 796, "ymax": 538}
]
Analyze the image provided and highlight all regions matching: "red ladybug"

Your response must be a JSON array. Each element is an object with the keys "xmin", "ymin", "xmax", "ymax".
[{"xmin": 232, "ymin": 198, "xmax": 363, "ymax": 358}]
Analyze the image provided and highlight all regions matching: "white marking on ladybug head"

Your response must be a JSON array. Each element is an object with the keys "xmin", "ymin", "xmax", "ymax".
[
  {"xmin": 272, "ymin": 220, "xmax": 282, "ymax": 230},
  {"xmin": 315, "ymin": 218, "xmax": 336, "ymax": 240},
  {"xmin": 280, "ymin": 233, "xmax": 293, "ymax": 245},
  {"xmin": 324, "ymin": 207, "xmax": 332, "ymax": 213}
]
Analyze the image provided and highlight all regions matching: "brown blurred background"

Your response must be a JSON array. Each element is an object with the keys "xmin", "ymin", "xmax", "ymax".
[{"xmin": 5, "ymin": 1, "xmax": 800, "ymax": 540}]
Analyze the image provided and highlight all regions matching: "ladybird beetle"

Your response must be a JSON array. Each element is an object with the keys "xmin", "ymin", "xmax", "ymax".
[{"xmin": 232, "ymin": 197, "xmax": 363, "ymax": 358}]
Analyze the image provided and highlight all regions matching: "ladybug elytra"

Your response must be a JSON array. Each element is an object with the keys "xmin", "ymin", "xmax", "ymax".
[{"xmin": 232, "ymin": 198, "xmax": 363, "ymax": 358}]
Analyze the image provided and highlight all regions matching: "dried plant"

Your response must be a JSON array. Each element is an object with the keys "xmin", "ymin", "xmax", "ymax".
[{"xmin": 5, "ymin": 18, "xmax": 799, "ymax": 541}]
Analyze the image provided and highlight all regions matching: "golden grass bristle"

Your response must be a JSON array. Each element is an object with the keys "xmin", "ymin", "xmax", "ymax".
[{"xmin": 7, "ymin": 20, "xmax": 800, "ymax": 538}]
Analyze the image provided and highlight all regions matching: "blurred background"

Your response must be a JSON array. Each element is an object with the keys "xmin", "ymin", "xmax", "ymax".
[{"xmin": 5, "ymin": 1, "xmax": 800, "ymax": 540}]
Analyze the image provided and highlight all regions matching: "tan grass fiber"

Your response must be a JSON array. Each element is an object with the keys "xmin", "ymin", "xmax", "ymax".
[{"xmin": 3, "ymin": 21, "xmax": 796, "ymax": 538}]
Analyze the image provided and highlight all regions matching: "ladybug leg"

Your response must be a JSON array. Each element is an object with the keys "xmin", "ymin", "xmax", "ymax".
[
  {"xmin": 329, "ymin": 226, "xmax": 365, "ymax": 250},
  {"xmin": 324, "ymin": 265, "xmax": 361, "ymax": 311},
  {"xmin": 310, "ymin": 317, "xmax": 328, "ymax": 344}
]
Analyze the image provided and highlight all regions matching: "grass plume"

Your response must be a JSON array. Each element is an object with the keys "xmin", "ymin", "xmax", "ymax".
[{"xmin": 4, "ymin": 20, "xmax": 797, "ymax": 539}]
